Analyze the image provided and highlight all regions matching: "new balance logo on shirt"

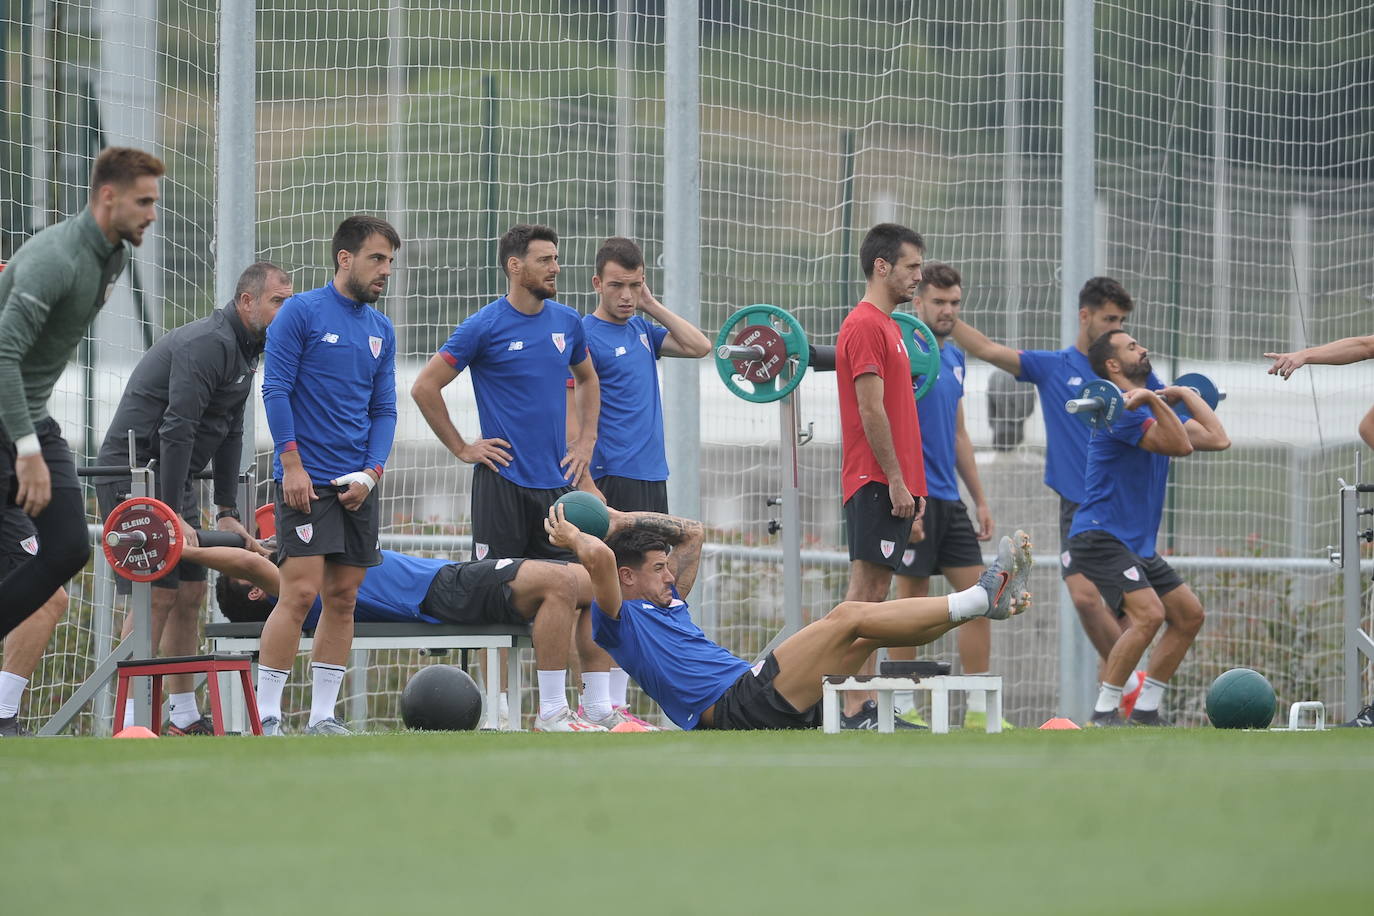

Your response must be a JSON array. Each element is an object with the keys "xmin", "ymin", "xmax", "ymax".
[
  {"xmin": 614, "ymin": 346, "xmax": 627, "ymax": 357},
  {"xmin": 507, "ymin": 340, "xmax": 524, "ymax": 351},
  {"xmin": 320, "ymin": 332, "xmax": 340, "ymax": 344}
]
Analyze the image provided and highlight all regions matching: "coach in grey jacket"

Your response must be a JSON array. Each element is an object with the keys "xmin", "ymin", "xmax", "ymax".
[{"xmin": 94, "ymin": 261, "xmax": 290, "ymax": 734}]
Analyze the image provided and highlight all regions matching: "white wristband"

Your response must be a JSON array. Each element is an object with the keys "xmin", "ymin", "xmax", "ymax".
[
  {"xmin": 331, "ymin": 471, "xmax": 376, "ymax": 492},
  {"xmin": 15, "ymin": 434, "xmax": 40, "ymax": 458}
]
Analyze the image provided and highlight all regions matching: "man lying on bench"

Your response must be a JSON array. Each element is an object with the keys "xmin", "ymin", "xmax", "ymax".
[
  {"xmin": 545, "ymin": 506, "xmax": 1033, "ymax": 730},
  {"xmin": 181, "ymin": 515, "xmax": 662, "ymax": 732}
]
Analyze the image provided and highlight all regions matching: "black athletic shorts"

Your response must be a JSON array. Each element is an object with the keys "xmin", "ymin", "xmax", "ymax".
[
  {"xmin": 1065, "ymin": 529, "xmax": 1184, "ymax": 613},
  {"xmin": 1, "ymin": 417, "xmax": 80, "ymax": 501},
  {"xmin": 896, "ymin": 497, "xmax": 984, "ymax": 578},
  {"xmin": 594, "ymin": 475, "xmax": 668, "ymax": 514},
  {"xmin": 705, "ymin": 652, "xmax": 821, "ymax": 730},
  {"xmin": 274, "ymin": 481, "xmax": 381, "ymax": 568},
  {"xmin": 0, "ymin": 505, "xmax": 40, "ymax": 578},
  {"xmin": 95, "ymin": 478, "xmax": 204, "ymax": 592},
  {"xmin": 843, "ymin": 481, "xmax": 917, "ymax": 570},
  {"xmin": 470, "ymin": 464, "xmax": 574, "ymax": 562},
  {"xmin": 420, "ymin": 557, "xmax": 533, "ymax": 627}
]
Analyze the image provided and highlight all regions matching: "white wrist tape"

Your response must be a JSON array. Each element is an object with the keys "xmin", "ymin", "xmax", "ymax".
[
  {"xmin": 331, "ymin": 471, "xmax": 376, "ymax": 492},
  {"xmin": 15, "ymin": 434, "xmax": 40, "ymax": 458}
]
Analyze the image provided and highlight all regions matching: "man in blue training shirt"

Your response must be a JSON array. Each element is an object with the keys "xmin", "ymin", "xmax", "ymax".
[
  {"xmin": 258, "ymin": 215, "xmax": 400, "ymax": 736},
  {"xmin": 1068, "ymin": 330, "xmax": 1229, "ymax": 726},
  {"xmin": 412, "ymin": 223, "xmax": 603, "ymax": 731},
  {"xmin": 547, "ymin": 506, "xmax": 1034, "ymax": 731},
  {"xmin": 572, "ymin": 236, "xmax": 710, "ymax": 513},
  {"xmin": 951, "ymin": 278, "xmax": 1156, "ymax": 673},
  {"xmin": 889, "ymin": 264, "xmax": 1006, "ymax": 730}
]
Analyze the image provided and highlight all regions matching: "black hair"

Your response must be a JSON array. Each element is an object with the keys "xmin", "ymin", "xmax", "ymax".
[
  {"xmin": 595, "ymin": 236, "xmax": 644, "ymax": 276},
  {"xmin": 214, "ymin": 575, "xmax": 275, "ymax": 623},
  {"xmin": 331, "ymin": 215, "xmax": 401, "ymax": 272},
  {"xmin": 1079, "ymin": 276, "xmax": 1133, "ymax": 313},
  {"xmin": 498, "ymin": 223, "xmax": 559, "ymax": 275},
  {"xmin": 917, "ymin": 262, "xmax": 961, "ymax": 294},
  {"xmin": 1088, "ymin": 329, "xmax": 1129, "ymax": 379},
  {"xmin": 859, "ymin": 223, "xmax": 924, "ymax": 279},
  {"xmin": 606, "ymin": 528, "xmax": 671, "ymax": 571}
]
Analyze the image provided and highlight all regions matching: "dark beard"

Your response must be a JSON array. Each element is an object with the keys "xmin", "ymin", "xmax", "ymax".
[
  {"xmin": 1124, "ymin": 357, "xmax": 1152, "ymax": 385},
  {"xmin": 344, "ymin": 275, "xmax": 380, "ymax": 304}
]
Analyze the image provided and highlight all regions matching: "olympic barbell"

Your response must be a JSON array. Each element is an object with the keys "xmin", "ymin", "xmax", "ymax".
[
  {"xmin": 102, "ymin": 496, "xmax": 250, "ymax": 582},
  {"xmin": 713, "ymin": 304, "xmax": 941, "ymax": 404},
  {"xmin": 1064, "ymin": 372, "xmax": 1227, "ymax": 431}
]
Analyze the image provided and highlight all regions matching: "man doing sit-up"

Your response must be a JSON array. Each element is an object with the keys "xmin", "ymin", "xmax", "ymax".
[{"xmin": 546, "ymin": 507, "xmax": 1034, "ymax": 730}]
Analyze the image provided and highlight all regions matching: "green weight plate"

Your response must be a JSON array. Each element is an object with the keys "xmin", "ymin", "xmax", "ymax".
[
  {"xmin": 891, "ymin": 312, "xmax": 941, "ymax": 400},
  {"xmin": 713, "ymin": 304, "xmax": 810, "ymax": 403}
]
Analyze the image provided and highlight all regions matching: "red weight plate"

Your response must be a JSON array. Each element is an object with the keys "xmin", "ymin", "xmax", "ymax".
[
  {"xmin": 730, "ymin": 324, "xmax": 789, "ymax": 383},
  {"xmin": 101, "ymin": 497, "xmax": 183, "ymax": 583}
]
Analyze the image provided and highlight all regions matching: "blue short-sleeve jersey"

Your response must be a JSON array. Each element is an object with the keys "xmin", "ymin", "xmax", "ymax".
[
  {"xmin": 262, "ymin": 284, "xmax": 398, "ymax": 484},
  {"xmin": 439, "ymin": 297, "xmax": 588, "ymax": 489},
  {"xmin": 915, "ymin": 343, "xmax": 967, "ymax": 501},
  {"xmin": 1068, "ymin": 407, "xmax": 1171, "ymax": 557},
  {"xmin": 1016, "ymin": 347, "xmax": 1161, "ymax": 504},
  {"xmin": 591, "ymin": 587, "xmax": 750, "ymax": 730},
  {"xmin": 584, "ymin": 314, "xmax": 670, "ymax": 482},
  {"xmin": 298, "ymin": 550, "xmax": 446, "ymax": 629}
]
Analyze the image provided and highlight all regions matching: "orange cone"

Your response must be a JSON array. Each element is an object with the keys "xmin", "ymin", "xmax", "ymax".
[
  {"xmin": 1038, "ymin": 717, "xmax": 1081, "ymax": 730},
  {"xmin": 113, "ymin": 726, "xmax": 159, "ymax": 739}
]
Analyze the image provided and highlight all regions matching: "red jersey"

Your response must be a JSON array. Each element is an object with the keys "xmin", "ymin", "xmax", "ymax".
[{"xmin": 835, "ymin": 301, "xmax": 925, "ymax": 502}]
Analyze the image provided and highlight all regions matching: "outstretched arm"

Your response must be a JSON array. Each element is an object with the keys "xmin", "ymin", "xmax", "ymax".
[
  {"xmin": 177, "ymin": 520, "xmax": 282, "ymax": 595},
  {"xmin": 1266, "ymin": 335, "xmax": 1374, "ymax": 379},
  {"xmin": 606, "ymin": 510, "xmax": 706, "ymax": 599},
  {"xmin": 950, "ymin": 318, "xmax": 1022, "ymax": 377}
]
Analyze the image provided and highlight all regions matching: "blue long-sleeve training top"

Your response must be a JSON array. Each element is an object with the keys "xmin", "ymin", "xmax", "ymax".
[{"xmin": 261, "ymin": 282, "xmax": 397, "ymax": 484}]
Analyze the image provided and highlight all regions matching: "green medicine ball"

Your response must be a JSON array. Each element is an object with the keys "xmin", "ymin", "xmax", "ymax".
[
  {"xmin": 1206, "ymin": 667, "xmax": 1277, "ymax": 729},
  {"xmin": 553, "ymin": 491, "xmax": 611, "ymax": 539}
]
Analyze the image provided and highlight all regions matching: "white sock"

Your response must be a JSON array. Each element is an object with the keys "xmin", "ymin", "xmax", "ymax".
[
  {"xmin": 537, "ymin": 669, "xmax": 568, "ymax": 719},
  {"xmin": 609, "ymin": 667, "xmax": 630, "ymax": 709},
  {"xmin": 580, "ymin": 671, "xmax": 613, "ymax": 722},
  {"xmin": 256, "ymin": 665, "xmax": 290, "ymax": 721},
  {"xmin": 1134, "ymin": 677, "xmax": 1168, "ymax": 712},
  {"xmin": 947, "ymin": 585, "xmax": 989, "ymax": 621},
  {"xmin": 1095, "ymin": 682, "xmax": 1124, "ymax": 714},
  {"xmin": 965, "ymin": 671, "xmax": 989, "ymax": 713},
  {"xmin": 308, "ymin": 663, "xmax": 346, "ymax": 727},
  {"xmin": 168, "ymin": 691, "xmax": 201, "ymax": 729},
  {"xmin": 0, "ymin": 671, "xmax": 28, "ymax": 718},
  {"xmin": 892, "ymin": 689, "xmax": 915, "ymax": 714}
]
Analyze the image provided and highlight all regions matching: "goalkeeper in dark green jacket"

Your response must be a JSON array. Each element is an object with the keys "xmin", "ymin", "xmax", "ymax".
[{"xmin": 0, "ymin": 146, "xmax": 164, "ymax": 639}]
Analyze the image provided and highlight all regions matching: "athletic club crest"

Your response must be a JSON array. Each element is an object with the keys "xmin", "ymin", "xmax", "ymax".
[
  {"xmin": 639, "ymin": 332, "xmax": 651, "ymax": 352},
  {"xmin": 902, "ymin": 548, "xmax": 916, "ymax": 567},
  {"xmin": 1123, "ymin": 565, "xmax": 1140, "ymax": 582},
  {"xmin": 369, "ymin": 336, "xmax": 382, "ymax": 358},
  {"xmin": 19, "ymin": 535, "xmax": 38, "ymax": 556},
  {"xmin": 551, "ymin": 332, "xmax": 566, "ymax": 353},
  {"xmin": 1061, "ymin": 550, "xmax": 1072, "ymax": 568},
  {"xmin": 495, "ymin": 558, "xmax": 513, "ymax": 570},
  {"xmin": 295, "ymin": 524, "xmax": 313, "ymax": 544},
  {"xmin": 474, "ymin": 542, "xmax": 489, "ymax": 560},
  {"xmin": 880, "ymin": 539, "xmax": 896, "ymax": 558},
  {"xmin": 953, "ymin": 366, "xmax": 965, "ymax": 385}
]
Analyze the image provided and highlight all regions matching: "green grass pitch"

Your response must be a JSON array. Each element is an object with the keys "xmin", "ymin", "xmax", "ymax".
[{"xmin": 4, "ymin": 728, "xmax": 1370, "ymax": 915}]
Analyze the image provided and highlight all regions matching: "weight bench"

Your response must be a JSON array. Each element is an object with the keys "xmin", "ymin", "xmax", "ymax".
[
  {"xmin": 821, "ymin": 673, "xmax": 1003, "ymax": 734},
  {"xmin": 205, "ymin": 621, "xmax": 532, "ymax": 731}
]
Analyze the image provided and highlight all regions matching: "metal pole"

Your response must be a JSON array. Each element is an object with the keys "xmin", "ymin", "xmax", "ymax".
[
  {"xmin": 217, "ymin": 0, "xmax": 257, "ymax": 473},
  {"xmin": 614, "ymin": 0, "xmax": 635, "ymax": 239},
  {"xmin": 1341, "ymin": 485, "xmax": 1361, "ymax": 717},
  {"xmin": 1210, "ymin": 0, "xmax": 1231, "ymax": 361},
  {"xmin": 1058, "ymin": 0, "xmax": 1097, "ymax": 721},
  {"xmin": 1003, "ymin": 0, "xmax": 1023, "ymax": 341},
  {"xmin": 27, "ymin": 0, "xmax": 51, "ymax": 230},
  {"xmin": 662, "ymin": 0, "xmax": 701, "ymax": 520},
  {"xmin": 385, "ymin": 0, "xmax": 408, "ymax": 334},
  {"xmin": 780, "ymin": 397, "xmax": 802, "ymax": 636}
]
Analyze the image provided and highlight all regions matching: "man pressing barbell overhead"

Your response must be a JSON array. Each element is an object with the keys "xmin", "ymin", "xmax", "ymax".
[{"xmin": 1067, "ymin": 330, "xmax": 1230, "ymax": 726}]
